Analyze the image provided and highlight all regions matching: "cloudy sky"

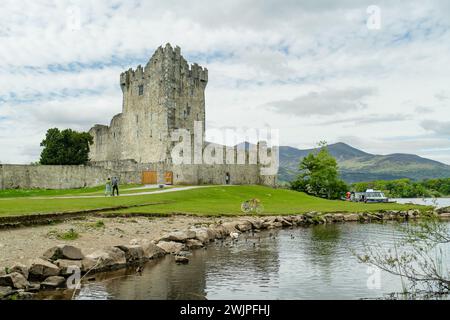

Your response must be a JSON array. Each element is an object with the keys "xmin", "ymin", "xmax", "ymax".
[{"xmin": 0, "ymin": 0, "xmax": 449, "ymax": 164}]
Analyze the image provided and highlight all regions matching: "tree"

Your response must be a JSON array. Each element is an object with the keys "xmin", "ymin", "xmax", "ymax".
[
  {"xmin": 290, "ymin": 142, "xmax": 348, "ymax": 199},
  {"xmin": 40, "ymin": 128, "xmax": 93, "ymax": 165}
]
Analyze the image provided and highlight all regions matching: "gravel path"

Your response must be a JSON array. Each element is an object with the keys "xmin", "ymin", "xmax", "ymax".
[
  {"xmin": 30, "ymin": 185, "xmax": 216, "ymax": 200},
  {"xmin": 0, "ymin": 215, "xmax": 236, "ymax": 269}
]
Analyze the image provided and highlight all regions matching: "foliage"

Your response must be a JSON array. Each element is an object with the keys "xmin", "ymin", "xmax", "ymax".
[
  {"xmin": 47, "ymin": 228, "xmax": 80, "ymax": 240},
  {"xmin": 40, "ymin": 128, "xmax": 93, "ymax": 165},
  {"xmin": 290, "ymin": 143, "xmax": 348, "ymax": 199},
  {"xmin": 356, "ymin": 216, "xmax": 450, "ymax": 298},
  {"xmin": 352, "ymin": 178, "xmax": 450, "ymax": 198}
]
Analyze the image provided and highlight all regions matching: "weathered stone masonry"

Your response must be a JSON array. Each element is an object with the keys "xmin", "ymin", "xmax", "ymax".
[
  {"xmin": 0, "ymin": 44, "xmax": 276, "ymax": 190},
  {"xmin": 88, "ymin": 43, "xmax": 277, "ymax": 186}
]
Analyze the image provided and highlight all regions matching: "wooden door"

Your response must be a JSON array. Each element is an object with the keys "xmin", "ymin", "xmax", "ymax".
[
  {"xmin": 142, "ymin": 171, "xmax": 157, "ymax": 184},
  {"xmin": 164, "ymin": 171, "xmax": 173, "ymax": 185}
]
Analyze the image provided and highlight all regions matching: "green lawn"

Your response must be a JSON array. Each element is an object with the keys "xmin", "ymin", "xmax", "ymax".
[
  {"xmin": 0, "ymin": 184, "xmax": 143, "ymax": 198},
  {"xmin": 0, "ymin": 185, "xmax": 427, "ymax": 217}
]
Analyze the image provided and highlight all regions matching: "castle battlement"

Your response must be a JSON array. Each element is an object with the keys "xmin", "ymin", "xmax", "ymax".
[{"xmin": 120, "ymin": 43, "xmax": 208, "ymax": 93}]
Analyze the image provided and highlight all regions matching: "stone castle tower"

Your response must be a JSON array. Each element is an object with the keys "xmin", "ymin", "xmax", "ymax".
[{"xmin": 89, "ymin": 43, "xmax": 208, "ymax": 163}]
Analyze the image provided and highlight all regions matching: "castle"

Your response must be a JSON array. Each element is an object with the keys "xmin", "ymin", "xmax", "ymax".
[{"xmin": 88, "ymin": 44, "xmax": 277, "ymax": 186}]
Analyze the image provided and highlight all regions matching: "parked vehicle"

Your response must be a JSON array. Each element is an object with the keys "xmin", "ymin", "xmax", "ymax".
[{"xmin": 350, "ymin": 189, "xmax": 389, "ymax": 203}]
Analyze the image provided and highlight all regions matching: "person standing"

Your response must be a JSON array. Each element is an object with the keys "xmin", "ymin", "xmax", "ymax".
[
  {"xmin": 105, "ymin": 178, "xmax": 112, "ymax": 197},
  {"xmin": 112, "ymin": 176, "xmax": 119, "ymax": 196}
]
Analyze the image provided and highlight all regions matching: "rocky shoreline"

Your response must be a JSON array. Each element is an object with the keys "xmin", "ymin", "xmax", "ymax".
[{"xmin": 1, "ymin": 209, "xmax": 449, "ymax": 300}]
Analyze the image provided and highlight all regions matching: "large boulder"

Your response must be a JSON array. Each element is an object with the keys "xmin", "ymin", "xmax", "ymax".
[
  {"xmin": 222, "ymin": 222, "xmax": 239, "ymax": 235},
  {"xmin": 186, "ymin": 239, "xmax": 204, "ymax": 249},
  {"xmin": 140, "ymin": 240, "xmax": 166, "ymax": 259},
  {"xmin": 159, "ymin": 231, "xmax": 196, "ymax": 243},
  {"xmin": 29, "ymin": 259, "xmax": 60, "ymax": 280},
  {"xmin": 42, "ymin": 245, "xmax": 84, "ymax": 261},
  {"xmin": 156, "ymin": 241, "xmax": 185, "ymax": 255},
  {"xmin": 82, "ymin": 247, "xmax": 127, "ymax": 272},
  {"xmin": 235, "ymin": 220, "xmax": 253, "ymax": 232},
  {"xmin": 0, "ymin": 272, "xmax": 28, "ymax": 289},
  {"xmin": 9, "ymin": 263, "xmax": 29, "ymax": 279},
  {"xmin": 54, "ymin": 259, "xmax": 83, "ymax": 276},
  {"xmin": 40, "ymin": 276, "xmax": 66, "ymax": 289},
  {"xmin": 115, "ymin": 245, "xmax": 145, "ymax": 263}
]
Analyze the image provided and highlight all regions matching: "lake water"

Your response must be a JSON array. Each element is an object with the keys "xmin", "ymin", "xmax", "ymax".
[
  {"xmin": 393, "ymin": 198, "xmax": 450, "ymax": 208},
  {"xmin": 37, "ymin": 222, "xmax": 450, "ymax": 300}
]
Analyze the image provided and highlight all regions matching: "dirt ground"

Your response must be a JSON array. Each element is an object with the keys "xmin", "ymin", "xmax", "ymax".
[{"xmin": 0, "ymin": 215, "xmax": 231, "ymax": 269}]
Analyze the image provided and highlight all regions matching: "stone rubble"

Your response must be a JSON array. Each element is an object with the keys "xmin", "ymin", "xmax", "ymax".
[{"xmin": 0, "ymin": 209, "xmax": 445, "ymax": 299}]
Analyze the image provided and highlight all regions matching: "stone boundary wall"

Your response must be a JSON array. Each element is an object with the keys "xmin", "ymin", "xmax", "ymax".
[
  {"xmin": 0, "ymin": 160, "xmax": 277, "ymax": 190},
  {"xmin": 0, "ymin": 164, "xmax": 141, "ymax": 190}
]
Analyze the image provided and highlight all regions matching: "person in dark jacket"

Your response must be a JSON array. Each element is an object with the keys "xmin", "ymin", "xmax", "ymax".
[{"xmin": 112, "ymin": 176, "xmax": 119, "ymax": 196}]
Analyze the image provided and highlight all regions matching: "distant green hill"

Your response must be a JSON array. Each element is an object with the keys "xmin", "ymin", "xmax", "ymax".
[{"xmin": 279, "ymin": 142, "xmax": 450, "ymax": 183}]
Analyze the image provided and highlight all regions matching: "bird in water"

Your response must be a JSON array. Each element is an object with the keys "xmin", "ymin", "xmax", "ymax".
[{"xmin": 136, "ymin": 266, "xmax": 144, "ymax": 276}]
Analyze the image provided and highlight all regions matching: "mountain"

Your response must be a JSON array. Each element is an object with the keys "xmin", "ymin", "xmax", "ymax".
[{"xmin": 278, "ymin": 142, "xmax": 450, "ymax": 183}]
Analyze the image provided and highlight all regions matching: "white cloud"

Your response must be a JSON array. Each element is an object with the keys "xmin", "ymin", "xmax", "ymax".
[{"xmin": 0, "ymin": 0, "xmax": 449, "ymax": 165}]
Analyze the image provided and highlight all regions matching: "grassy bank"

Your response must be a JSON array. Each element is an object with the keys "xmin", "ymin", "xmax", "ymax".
[{"xmin": 0, "ymin": 185, "xmax": 427, "ymax": 217}]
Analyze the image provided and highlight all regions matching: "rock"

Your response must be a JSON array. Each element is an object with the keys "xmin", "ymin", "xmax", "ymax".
[
  {"xmin": 156, "ymin": 241, "xmax": 185, "ymax": 255},
  {"xmin": 29, "ymin": 259, "xmax": 60, "ymax": 280},
  {"xmin": 82, "ymin": 247, "xmax": 127, "ymax": 272},
  {"xmin": 333, "ymin": 214, "xmax": 345, "ymax": 222},
  {"xmin": 186, "ymin": 239, "xmax": 204, "ymax": 249},
  {"xmin": 139, "ymin": 240, "xmax": 166, "ymax": 259},
  {"xmin": 0, "ymin": 272, "xmax": 28, "ymax": 290},
  {"xmin": 129, "ymin": 239, "xmax": 140, "ymax": 245},
  {"xmin": 249, "ymin": 219, "xmax": 264, "ymax": 229},
  {"xmin": 344, "ymin": 214, "xmax": 359, "ymax": 222},
  {"xmin": 160, "ymin": 231, "xmax": 196, "ymax": 243},
  {"xmin": 439, "ymin": 212, "xmax": 450, "ymax": 218},
  {"xmin": 323, "ymin": 214, "xmax": 334, "ymax": 223},
  {"xmin": 222, "ymin": 222, "xmax": 239, "ymax": 235},
  {"xmin": 41, "ymin": 276, "xmax": 66, "ymax": 289},
  {"xmin": 115, "ymin": 245, "xmax": 145, "ymax": 263},
  {"xmin": 193, "ymin": 229, "xmax": 210, "ymax": 243},
  {"xmin": 236, "ymin": 220, "xmax": 253, "ymax": 232},
  {"xmin": 270, "ymin": 221, "xmax": 283, "ymax": 228},
  {"xmin": 211, "ymin": 225, "xmax": 227, "ymax": 239},
  {"xmin": 9, "ymin": 263, "xmax": 29, "ymax": 279},
  {"xmin": 54, "ymin": 259, "xmax": 83, "ymax": 276},
  {"xmin": 293, "ymin": 215, "xmax": 305, "ymax": 224},
  {"xmin": 0, "ymin": 286, "xmax": 13, "ymax": 299},
  {"xmin": 27, "ymin": 282, "xmax": 41, "ymax": 293},
  {"xmin": 16, "ymin": 291, "xmax": 35, "ymax": 300},
  {"xmin": 0, "ymin": 269, "xmax": 6, "ymax": 277},
  {"xmin": 42, "ymin": 245, "xmax": 84, "ymax": 261},
  {"xmin": 174, "ymin": 256, "xmax": 189, "ymax": 264},
  {"xmin": 277, "ymin": 217, "xmax": 293, "ymax": 227}
]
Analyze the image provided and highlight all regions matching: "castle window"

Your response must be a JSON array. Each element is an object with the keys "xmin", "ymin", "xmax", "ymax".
[
  {"xmin": 138, "ymin": 84, "xmax": 144, "ymax": 96},
  {"xmin": 187, "ymin": 106, "xmax": 191, "ymax": 116}
]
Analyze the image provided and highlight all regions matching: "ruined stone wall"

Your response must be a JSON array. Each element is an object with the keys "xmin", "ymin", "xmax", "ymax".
[
  {"xmin": 0, "ymin": 164, "xmax": 141, "ymax": 190},
  {"xmin": 171, "ymin": 164, "xmax": 272, "ymax": 186}
]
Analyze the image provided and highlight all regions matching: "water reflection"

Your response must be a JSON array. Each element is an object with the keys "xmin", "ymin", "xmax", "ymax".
[{"xmin": 36, "ymin": 222, "xmax": 450, "ymax": 300}]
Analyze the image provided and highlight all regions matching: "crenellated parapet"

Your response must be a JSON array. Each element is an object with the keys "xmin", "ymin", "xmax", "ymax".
[{"xmin": 119, "ymin": 43, "xmax": 208, "ymax": 94}]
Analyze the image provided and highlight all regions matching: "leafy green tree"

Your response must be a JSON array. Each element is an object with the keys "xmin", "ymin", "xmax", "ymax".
[
  {"xmin": 290, "ymin": 143, "xmax": 348, "ymax": 199},
  {"xmin": 39, "ymin": 128, "xmax": 93, "ymax": 165}
]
